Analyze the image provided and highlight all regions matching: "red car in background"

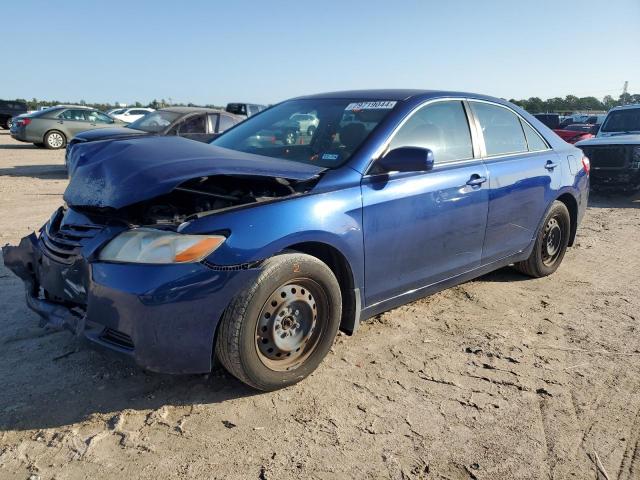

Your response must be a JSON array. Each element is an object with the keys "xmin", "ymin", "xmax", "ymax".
[{"xmin": 553, "ymin": 124, "xmax": 599, "ymax": 144}]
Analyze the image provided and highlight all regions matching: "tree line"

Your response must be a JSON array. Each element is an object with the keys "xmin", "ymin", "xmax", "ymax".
[
  {"xmin": 15, "ymin": 98, "xmax": 224, "ymax": 112},
  {"xmin": 509, "ymin": 92, "xmax": 639, "ymax": 114},
  {"xmin": 13, "ymin": 92, "xmax": 640, "ymax": 115}
]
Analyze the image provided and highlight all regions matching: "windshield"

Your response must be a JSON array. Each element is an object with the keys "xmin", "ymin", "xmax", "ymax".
[
  {"xmin": 212, "ymin": 98, "xmax": 397, "ymax": 168},
  {"xmin": 128, "ymin": 110, "xmax": 180, "ymax": 132},
  {"xmin": 600, "ymin": 109, "xmax": 640, "ymax": 133}
]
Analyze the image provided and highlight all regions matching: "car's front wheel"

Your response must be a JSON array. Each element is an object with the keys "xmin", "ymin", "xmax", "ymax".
[
  {"xmin": 44, "ymin": 130, "xmax": 67, "ymax": 149},
  {"xmin": 216, "ymin": 253, "xmax": 342, "ymax": 391},
  {"xmin": 514, "ymin": 200, "xmax": 570, "ymax": 277}
]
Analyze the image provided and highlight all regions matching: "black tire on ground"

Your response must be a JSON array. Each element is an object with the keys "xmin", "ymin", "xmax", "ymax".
[
  {"xmin": 514, "ymin": 200, "xmax": 571, "ymax": 278},
  {"xmin": 44, "ymin": 130, "xmax": 67, "ymax": 149},
  {"xmin": 307, "ymin": 125, "xmax": 316, "ymax": 136},
  {"xmin": 216, "ymin": 253, "xmax": 342, "ymax": 391}
]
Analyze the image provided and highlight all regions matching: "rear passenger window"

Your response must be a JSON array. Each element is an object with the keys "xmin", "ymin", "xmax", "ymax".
[
  {"xmin": 217, "ymin": 114, "xmax": 236, "ymax": 132},
  {"xmin": 60, "ymin": 109, "xmax": 89, "ymax": 121},
  {"xmin": 178, "ymin": 115, "xmax": 206, "ymax": 134},
  {"xmin": 521, "ymin": 121, "xmax": 548, "ymax": 152},
  {"xmin": 389, "ymin": 101, "xmax": 473, "ymax": 163},
  {"xmin": 471, "ymin": 102, "xmax": 527, "ymax": 156}
]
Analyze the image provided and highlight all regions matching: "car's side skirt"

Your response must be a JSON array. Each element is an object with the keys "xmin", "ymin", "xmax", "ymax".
[{"xmin": 356, "ymin": 247, "xmax": 533, "ymax": 325}]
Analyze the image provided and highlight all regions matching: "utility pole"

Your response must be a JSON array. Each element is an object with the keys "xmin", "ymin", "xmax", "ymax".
[{"xmin": 622, "ymin": 81, "xmax": 629, "ymax": 105}]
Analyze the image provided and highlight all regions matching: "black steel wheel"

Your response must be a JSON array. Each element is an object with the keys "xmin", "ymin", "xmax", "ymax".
[
  {"xmin": 216, "ymin": 253, "xmax": 341, "ymax": 391},
  {"xmin": 514, "ymin": 200, "xmax": 571, "ymax": 278}
]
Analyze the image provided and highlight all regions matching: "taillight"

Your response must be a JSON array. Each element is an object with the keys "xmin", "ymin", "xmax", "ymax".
[
  {"xmin": 581, "ymin": 156, "xmax": 590, "ymax": 176},
  {"xmin": 19, "ymin": 118, "xmax": 31, "ymax": 126}
]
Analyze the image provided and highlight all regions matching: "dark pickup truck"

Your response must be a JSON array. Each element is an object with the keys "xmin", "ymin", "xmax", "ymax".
[
  {"xmin": 0, "ymin": 100, "xmax": 28, "ymax": 129},
  {"xmin": 576, "ymin": 105, "xmax": 640, "ymax": 192}
]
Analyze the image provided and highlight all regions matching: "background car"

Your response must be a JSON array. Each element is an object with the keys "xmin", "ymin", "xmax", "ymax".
[
  {"xmin": 553, "ymin": 123, "xmax": 598, "ymax": 144},
  {"xmin": 226, "ymin": 102, "xmax": 267, "ymax": 117},
  {"xmin": 109, "ymin": 107, "xmax": 155, "ymax": 123},
  {"xmin": 65, "ymin": 107, "xmax": 244, "ymax": 173},
  {"xmin": 9, "ymin": 105, "xmax": 124, "ymax": 149},
  {"xmin": 534, "ymin": 113, "xmax": 560, "ymax": 130},
  {"xmin": 0, "ymin": 99, "xmax": 28, "ymax": 129},
  {"xmin": 577, "ymin": 104, "xmax": 640, "ymax": 191}
]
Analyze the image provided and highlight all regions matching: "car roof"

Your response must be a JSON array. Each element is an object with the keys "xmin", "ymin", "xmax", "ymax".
[
  {"xmin": 53, "ymin": 105, "xmax": 94, "ymax": 109},
  {"xmin": 294, "ymin": 89, "xmax": 508, "ymax": 104},
  {"xmin": 161, "ymin": 106, "xmax": 223, "ymax": 114},
  {"xmin": 609, "ymin": 103, "xmax": 640, "ymax": 111}
]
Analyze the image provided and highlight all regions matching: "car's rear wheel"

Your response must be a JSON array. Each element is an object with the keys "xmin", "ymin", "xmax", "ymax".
[
  {"xmin": 44, "ymin": 130, "xmax": 66, "ymax": 149},
  {"xmin": 216, "ymin": 253, "xmax": 342, "ymax": 391},
  {"xmin": 307, "ymin": 125, "xmax": 316, "ymax": 136},
  {"xmin": 514, "ymin": 201, "xmax": 570, "ymax": 278}
]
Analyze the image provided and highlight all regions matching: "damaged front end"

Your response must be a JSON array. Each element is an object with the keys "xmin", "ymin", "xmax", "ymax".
[
  {"xmin": 3, "ymin": 137, "xmax": 325, "ymax": 373},
  {"xmin": 3, "ymin": 232, "xmax": 87, "ymax": 334}
]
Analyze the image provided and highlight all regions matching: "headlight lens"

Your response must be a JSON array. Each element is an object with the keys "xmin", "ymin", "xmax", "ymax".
[{"xmin": 99, "ymin": 228, "xmax": 225, "ymax": 264}]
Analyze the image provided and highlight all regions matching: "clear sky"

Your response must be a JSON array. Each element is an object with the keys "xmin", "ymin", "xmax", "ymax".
[{"xmin": 3, "ymin": 0, "xmax": 639, "ymax": 106}]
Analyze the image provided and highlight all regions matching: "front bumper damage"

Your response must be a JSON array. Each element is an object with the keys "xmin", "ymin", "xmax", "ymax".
[
  {"xmin": 3, "ymin": 223, "xmax": 262, "ymax": 374},
  {"xmin": 3, "ymin": 233, "xmax": 86, "ymax": 333}
]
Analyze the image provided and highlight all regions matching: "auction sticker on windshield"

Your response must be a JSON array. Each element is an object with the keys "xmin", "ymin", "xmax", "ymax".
[{"xmin": 345, "ymin": 101, "xmax": 397, "ymax": 111}]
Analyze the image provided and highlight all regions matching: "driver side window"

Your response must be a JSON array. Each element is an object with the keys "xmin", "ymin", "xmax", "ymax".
[{"xmin": 389, "ymin": 101, "xmax": 473, "ymax": 163}]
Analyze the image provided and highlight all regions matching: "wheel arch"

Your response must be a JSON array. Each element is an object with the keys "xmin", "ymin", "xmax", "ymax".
[
  {"xmin": 555, "ymin": 191, "xmax": 579, "ymax": 246},
  {"xmin": 284, "ymin": 241, "xmax": 360, "ymax": 335}
]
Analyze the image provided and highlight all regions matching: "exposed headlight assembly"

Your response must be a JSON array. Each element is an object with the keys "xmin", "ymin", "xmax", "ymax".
[{"xmin": 99, "ymin": 228, "xmax": 225, "ymax": 264}]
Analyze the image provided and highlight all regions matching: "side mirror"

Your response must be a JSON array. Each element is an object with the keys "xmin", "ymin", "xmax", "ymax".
[{"xmin": 378, "ymin": 147, "xmax": 434, "ymax": 173}]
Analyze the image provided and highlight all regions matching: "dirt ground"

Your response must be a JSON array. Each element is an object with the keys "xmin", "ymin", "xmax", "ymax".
[{"xmin": 0, "ymin": 130, "xmax": 639, "ymax": 480}]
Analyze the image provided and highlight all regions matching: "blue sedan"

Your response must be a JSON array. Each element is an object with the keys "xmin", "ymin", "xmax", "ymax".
[{"xmin": 3, "ymin": 90, "xmax": 590, "ymax": 390}]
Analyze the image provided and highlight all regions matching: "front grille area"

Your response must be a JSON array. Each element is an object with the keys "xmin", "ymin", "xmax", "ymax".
[
  {"xmin": 100, "ymin": 328, "xmax": 135, "ymax": 350},
  {"xmin": 40, "ymin": 210, "xmax": 103, "ymax": 264},
  {"xmin": 581, "ymin": 145, "xmax": 631, "ymax": 169}
]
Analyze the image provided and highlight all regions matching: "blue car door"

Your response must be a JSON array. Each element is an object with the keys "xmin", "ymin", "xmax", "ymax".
[
  {"xmin": 361, "ymin": 100, "xmax": 489, "ymax": 306},
  {"xmin": 468, "ymin": 101, "xmax": 563, "ymax": 264}
]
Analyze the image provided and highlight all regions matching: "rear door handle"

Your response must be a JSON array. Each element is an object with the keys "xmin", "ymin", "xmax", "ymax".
[
  {"xmin": 545, "ymin": 161, "xmax": 559, "ymax": 170},
  {"xmin": 466, "ymin": 175, "xmax": 487, "ymax": 187}
]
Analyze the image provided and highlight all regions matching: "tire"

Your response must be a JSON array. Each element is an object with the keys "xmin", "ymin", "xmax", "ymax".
[
  {"xmin": 44, "ymin": 130, "xmax": 66, "ymax": 149},
  {"xmin": 7, "ymin": 119, "xmax": 13, "ymax": 129},
  {"xmin": 307, "ymin": 125, "xmax": 316, "ymax": 136},
  {"xmin": 514, "ymin": 201, "xmax": 571, "ymax": 278},
  {"xmin": 216, "ymin": 253, "xmax": 342, "ymax": 391}
]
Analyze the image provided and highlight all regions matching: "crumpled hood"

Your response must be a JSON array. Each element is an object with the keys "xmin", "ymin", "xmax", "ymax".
[
  {"xmin": 72, "ymin": 127, "xmax": 149, "ymax": 142},
  {"xmin": 64, "ymin": 136, "xmax": 325, "ymax": 209}
]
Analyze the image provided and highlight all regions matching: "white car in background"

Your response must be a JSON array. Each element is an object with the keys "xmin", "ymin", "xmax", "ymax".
[{"xmin": 109, "ymin": 107, "xmax": 154, "ymax": 124}]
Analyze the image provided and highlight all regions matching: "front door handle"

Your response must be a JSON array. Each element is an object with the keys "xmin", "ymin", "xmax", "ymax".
[
  {"xmin": 545, "ymin": 161, "xmax": 559, "ymax": 170},
  {"xmin": 466, "ymin": 175, "xmax": 487, "ymax": 187}
]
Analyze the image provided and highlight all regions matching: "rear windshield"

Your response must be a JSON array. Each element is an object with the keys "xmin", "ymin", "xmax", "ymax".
[
  {"xmin": 600, "ymin": 109, "xmax": 640, "ymax": 133},
  {"xmin": 226, "ymin": 103, "xmax": 247, "ymax": 115},
  {"xmin": 212, "ymin": 98, "xmax": 398, "ymax": 168}
]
